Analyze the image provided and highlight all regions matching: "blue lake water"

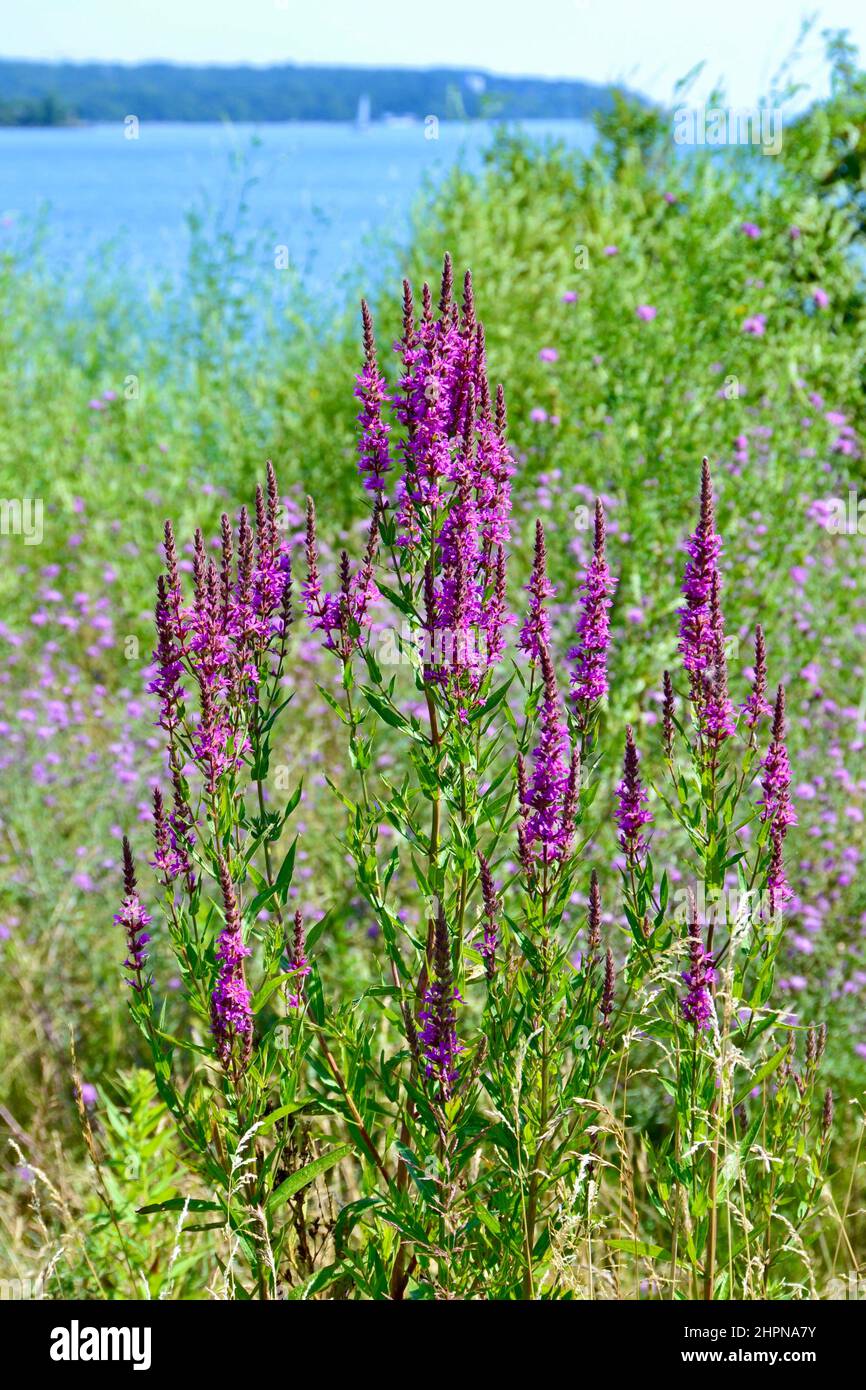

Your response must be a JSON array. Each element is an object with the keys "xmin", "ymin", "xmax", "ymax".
[{"xmin": 0, "ymin": 119, "xmax": 595, "ymax": 296}]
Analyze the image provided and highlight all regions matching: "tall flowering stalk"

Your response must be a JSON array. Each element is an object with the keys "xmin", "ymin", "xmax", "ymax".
[
  {"xmin": 570, "ymin": 498, "xmax": 616, "ymax": 727},
  {"xmin": 521, "ymin": 643, "xmax": 579, "ymax": 867},
  {"xmin": 211, "ymin": 857, "xmax": 253, "ymax": 1078},
  {"xmin": 519, "ymin": 519, "xmax": 555, "ymax": 662},
  {"xmin": 418, "ymin": 904, "xmax": 463, "ymax": 1101},
  {"xmin": 385, "ymin": 258, "xmax": 515, "ymax": 713},
  {"xmin": 112, "ymin": 277, "xmax": 831, "ymax": 1303},
  {"xmin": 116, "ymin": 838, "xmax": 151, "ymax": 996},
  {"xmin": 678, "ymin": 459, "xmax": 735, "ymax": 747},
  {"xmin": 652, "ymin": 458, "xmax": 823, "ymax": 1302},
  {"xmin": 615, "ymin": 726, "xmax": 652, "ymax": 870},
  {"xmin": 759, "ymin": 684, "xmax": 796, "ymax": 913},
  {"xmin": 681, "ymin": 899, "xmax": 715, "ymax": 1031},
  {"xmin": 355, "ymin": 299, "xmax": 393, "ymax": 495},
  {"xmin": 742, "ymin": 624, "xmax": 771, "ymax": 738}
]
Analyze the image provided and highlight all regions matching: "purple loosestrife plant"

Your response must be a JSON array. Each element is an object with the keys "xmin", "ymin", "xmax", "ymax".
[
  {"xmin": 417, "ymin": 903, "xmax": 463, "ymax": 1101},
  {"xmin": 644, "ymin": 457, "xmax": 828, "ymax": 1301},
  {"xmin": 759, "ymin": 684, "xmax": 797, "ymax": 913},
  {"xmin": 519, "ymin": 519, "xmax": 555, "ymax": 663},
  {"xmin": 113, "ymin": 467, "xmax": 361, "ymax": 1302},
  {"xmin": 616, "ymin": 725, "xmax": 652, "ymax": 869},
  {"xmin": 678, "ymin": 458, "xmax": 735, "ymax": 748},
  {"xmin": 355, "ymin": 300, "xmax": 393, "ymax": 495},
  {"xmin": 680, "ymin": 899, "xmax": 716, "ymax": 1031},
  {"xmin": 211, "ymin": 856, "xmax": 254, "ymax": 1078},
  {"xmin": 521, "ymin": 643, "xmax": 579, "ymax": 867},
  {"xmin": 570, "ymin": 498, "xmax": 616, "ymax": 725},
  {"xmin": 116, "ymin": 837, "xmax": 151, "ymax": 995},
  {"xmin": 113, "ymin": 271, "xmax": 831, "ymax": 1301}
]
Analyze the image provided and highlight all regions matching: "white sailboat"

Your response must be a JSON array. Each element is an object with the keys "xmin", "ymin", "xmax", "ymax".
[{"xmin": 356, "ymin": 94, "xmax": 371, "ymax": 131}]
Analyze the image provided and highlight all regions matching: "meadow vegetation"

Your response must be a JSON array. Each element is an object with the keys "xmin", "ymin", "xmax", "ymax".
[{"xmin": 1, "ymin": 49, "xmax": 865, "ymax": 1298}]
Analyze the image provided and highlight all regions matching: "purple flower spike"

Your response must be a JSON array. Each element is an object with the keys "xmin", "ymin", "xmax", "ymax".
[
  {"xmin": 570, "ymin": 498, "xmax": 616, "ymax": 706},
  {"xmin": 519, "ymin": 519, "xmax": 555, "ymax": 661},
  {"xmin": 418, "ymin": 904, "xmax": 463, "ymax": 1100},
  {"xmin": 286, "ymin": 909, "xmax": 311, "ymax": 1008},
  {"xmin": 210, "ymin": 857, "xmax": 253, "ymax": 1076},
  {"xmin": 355, "ymin": 300, "xmax": 392, "ymax": 494},
  {"xmin": 742, "ymin": 624, "xmax": 772, "ymax": 734},
  {"xmin": 759, "ymin": 685, "xmax": 796, "ymax": 833},
  {"xmin": 115, "ymin": 837, "xmax": 152, "ymax": 993},
  {"xmin": 681, "ymin": 900, "xmax": 715, "ymax": 1031},
  {"xmin": 678, "ymin": 459, "xmax": 735, "ymax": 744},
  {"xmin": 615, "ymin": 726, "xmax": 652, "ymax": 867},
  {"xmin": 522, "ymin": 644, "xmax": 578, "ymax": 865},
  {"xmin": 390, "ymin": 258, "xmax": 514, "ymax": 713}
]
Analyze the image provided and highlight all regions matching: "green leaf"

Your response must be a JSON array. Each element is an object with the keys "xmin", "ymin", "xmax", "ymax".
[
  {"xmin": 267, "ymin": 1144, "xmax": 353, "ymax": 1213},
  {"xmin": 734, "ymin": 1046, "xmax": 787, "ymax": 1108},
  {"xmin": 251, "ymin": 973, "xmax": 288, "ymax": 1014},
  {"xmin": 137, "ymin": 1198, "xmax": 222, "ymax": 1215},
  {"xmin": 275, "ymin": 838, "xmax": 298, "ymax": 897}
]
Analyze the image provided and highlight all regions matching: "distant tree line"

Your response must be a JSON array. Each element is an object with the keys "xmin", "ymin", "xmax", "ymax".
[{"xmin": 0, "ymin": 60, "xmax": 632, "ymax": 126}]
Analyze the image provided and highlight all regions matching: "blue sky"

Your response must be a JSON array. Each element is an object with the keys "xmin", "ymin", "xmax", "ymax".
[{"xmin": 4, "ymin": 1, "xmax": 866, "ymax": 107}]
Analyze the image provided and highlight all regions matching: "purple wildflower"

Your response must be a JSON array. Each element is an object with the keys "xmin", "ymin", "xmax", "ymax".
[
  {"xmin": 418, "ymin": 904, "xmax": 463, "ymax": 1100},
  {"xmin": 759, "ymin": 685, "xmax": 796, "ymax": 832},
  {"xmin": 355, "ymin": 300, "xmax": 392, "ymax": 493},
  {"xmin": 636, "ymin": 305, "xmax": 657, "ymax": 321},
  {"xmin": 741, "ymin": 625, "xmax": 772, "ymax": 734},
  {"xmin": 600, "ymin": 947, "xmax": 615, "ymax": 1037},
  {"xmin": 115, "ymin": 837, "xmax": 151, "ymax": 993},
  {"xmin": 522, "ymin": 644, "xmax": 577, "ymax": 865},
  {"xmin": 766, "ymin": 827, "xmax": 791, "ymax": 916},
  {"xmin": 286, "ymin": 909, "xmax": 311, "ymax": 1008},
  {"xmin": 152, "ymin": 781, "xmax": 196, "ymax": 892},
  {"xmin": 210, "ymin": 857, "xmax": 253, "ymax": 1076},
  {"xmin": 615, "ymin": 726, "xmax": 652, "ymax": 867},
  {"xmin": 662, "ymin": 670, "xmax": 675, "ymax": 759},
  {"xmin": 149, "ymin": 575, "xmax": 185, "ymax": 736},
  {"xmin": 587, "ymin": 869, "xmax": 602, "ymax": 966},
  {"xmin": 390, "ymin": 260, "xmax": 513, "ymax": 708},
  {"xmin": 570, "ymin": 499, "xmax": 616, "ymax": 706},
  {"xmin": 759, "ymin": 684, "xmax": 797, "ymax": 911},
  {"xmin": 519, "ymin": 520, "xmax": 555, "ymax": 661},
  {"xmin": 678, "ymin": 459, "xmax": 735, "ymax": 742},
  {"xmin": 681, "ymin": 901, "xmax": 715, "ymax": 1031}
]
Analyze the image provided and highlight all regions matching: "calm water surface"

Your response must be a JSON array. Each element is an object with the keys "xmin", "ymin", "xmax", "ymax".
[{"xmin": 0, "ymin": 119, "xmax": 595, "ymax": 294}]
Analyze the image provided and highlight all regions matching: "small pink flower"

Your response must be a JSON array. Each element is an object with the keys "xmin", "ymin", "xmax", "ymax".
[
  {"xmin": 635, "ymin": 305, "xmax": 657, "ymax": 321},
  {"xmin": 742, "ymin": 314, "xmax": 767, "ymax": 336},
  {"xmin": 812, "ymin": 287, "xmax": 829, "ymax": 309},
  {"xmin": 530, "ymin": 407, "xmax": 548, "ymax": 423},
  {"xmin": 741, "ymin": 221, "xmax": 761, "ymax": 239},
  {"xmin": 603, "ymin": 245, "xmax": 619, "ymax": 256},
  {"xmin": 561, "ymin": 290, "xmax": 578, "ymax": 303},
  {"xmin": 539, "ymin": 347, "xmax": 558, "ymax": 362}
]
